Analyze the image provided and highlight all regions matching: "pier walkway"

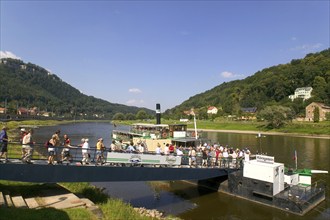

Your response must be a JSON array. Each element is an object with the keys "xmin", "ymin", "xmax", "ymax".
[{"xmin": 0, "ymin": 145, "xmax": 241, "ymax": 183}]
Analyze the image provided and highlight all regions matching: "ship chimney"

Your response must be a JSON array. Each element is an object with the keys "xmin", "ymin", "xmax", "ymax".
[{"xmin": 156, "ymin": 103, "xmax": 161, "ymax": 124}]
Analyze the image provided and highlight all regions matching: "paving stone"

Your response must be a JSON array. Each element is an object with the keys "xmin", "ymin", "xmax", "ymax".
[
  {"xmin": 40, "ymin": 190, "xmax": 86, "ymax": 209},
  {"xmin": 25, "ymin": 197, "xmax": 40, "ymax": 209},
  {"xmin": 4, "ymin": 194, "xmax": 13, "ymax": 207},
  {"xmin": 80, "ymin": 198, "xmax": 95, "ymax": 207},
  {"xmin": 11, "ymin": 196, "xmax": 28, "ymax": 208},
  {"xmin": 0, "ymin": 192, "xmax": 5, "ymax": 207}
]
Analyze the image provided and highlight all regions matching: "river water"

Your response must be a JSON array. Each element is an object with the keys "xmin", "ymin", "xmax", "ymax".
[{"xmin": 33, "ymin": 122, "xmax": 330, "ymax": 220}]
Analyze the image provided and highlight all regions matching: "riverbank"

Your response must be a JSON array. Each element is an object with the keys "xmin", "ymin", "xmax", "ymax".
[
  {"xmin": 2, "ymin": 119, "xmax": 329, "ymax": 143},
  {"xmin": 190, "ymin": 128, "xmax": 330, "ymax": 139},
  {"xmin": 111, "ymin": 119, "xmax": 330, "ymax": 137}
]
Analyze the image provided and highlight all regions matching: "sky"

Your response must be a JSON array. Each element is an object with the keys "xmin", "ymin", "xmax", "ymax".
[{"xmin": 0, "ymin": 0, "xmax": 329, "ymax": 111}]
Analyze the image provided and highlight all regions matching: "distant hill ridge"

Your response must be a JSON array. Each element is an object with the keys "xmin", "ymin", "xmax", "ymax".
[
  {"xmin": 0, "ymin": 58, "xmax": 154, "ymax": 119},
  {"xmin": 1, "ymin": 49, "xmax": 329, "ymax": 120},
  {"xmin": 165, "ymin": 49, "xmax": 330, "ymax": 118}
]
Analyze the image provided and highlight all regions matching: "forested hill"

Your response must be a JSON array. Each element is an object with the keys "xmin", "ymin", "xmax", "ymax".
[
  {"xmin": 0, "ymin": 58, "xmax": 153, "ymax": 119},
  {"xmin": 165, "ymin": 49, "xmax": 330, "ymax": 118}
]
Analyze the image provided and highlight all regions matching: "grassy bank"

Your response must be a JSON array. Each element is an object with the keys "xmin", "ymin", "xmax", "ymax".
[
  {"xmin": 2, "ymin": 118, "xmax": 329, "ymax": 137},
  {"xmin": 60, "ymin": 182, "xmax": 175, "ymax": 220},
  {"xmin": 113, "ymin": 119, "xmax": 330, "ymax": 136},
  {"xmin": 0, "ymin": 180, "xmax": 176, "ymax": 220},
  {"xmin": 187, "ymin": 119, "xmax": 330, "ymax": 136}
]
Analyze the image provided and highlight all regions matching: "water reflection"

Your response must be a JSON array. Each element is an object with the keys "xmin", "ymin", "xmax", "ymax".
[{"xmin": 93, "ymin": 181, "xmax": 196, "ymax": 215}]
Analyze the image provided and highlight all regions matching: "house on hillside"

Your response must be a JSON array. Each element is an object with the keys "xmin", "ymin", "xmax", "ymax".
[
  {"xmin": 305, "ymin": 102, "xmax": 330, "ymax": 122},
  {"xmin": 17, "ymin": 107, "xmax": 38, "ymax": 116},
  {"xmin": 0, "ymin": 107, "xmax": 6, "ymax": 114},
  {"xmin": 207, "ymin": 106, "xmax": 218, "ymax": 114},
  {"xmin": 183, "ymin": 109, "xmax": 196, "ymax": 116},
  {"xmin": 240, "ymin": 107, "xmax": 257, "ymax": 120},
  {"xmin": 0, "ymin": 59, "xmax": 7, "ymax": 64},
  {"xmin": 39, "ymin": 111, "xmax": 51, "ymax": 117},
  {"xmin": 17, "ymin": 107, "xmax": 29, "ymax": 115},
  {"xmin": 289, "ymin": 87, "xmax": 313, "ymax": 101},
  {"xmin": 241, "ymin": 107, "xmax": 257, "ymax": 114}
]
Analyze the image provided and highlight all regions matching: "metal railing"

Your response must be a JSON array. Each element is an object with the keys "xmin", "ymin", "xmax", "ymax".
[{"xmin": 3, "ymin": 142, "xmax": 243, "ymax": 169}]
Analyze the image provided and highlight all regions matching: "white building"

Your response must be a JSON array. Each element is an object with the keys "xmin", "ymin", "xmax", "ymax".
[
  {"xmin": 207, "ymin": 106, "xmax": 218, "ymax": 114},
  {"xmin": 289, "ymin": 87, "xmax": 313, "ymax": 101}
]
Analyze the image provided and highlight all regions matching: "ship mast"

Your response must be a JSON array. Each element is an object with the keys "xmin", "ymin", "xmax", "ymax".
[{"xmin": 193, "ymin": 112, "xmax": 198, "ymax": 139}]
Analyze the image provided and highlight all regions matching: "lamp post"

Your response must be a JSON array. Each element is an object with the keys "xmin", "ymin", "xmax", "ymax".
[{"xmin": 256, "ymin": 133, "xmax": 266, "ymax": 154}]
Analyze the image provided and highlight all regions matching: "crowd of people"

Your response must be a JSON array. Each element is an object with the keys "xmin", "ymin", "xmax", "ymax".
[
  {"xmin": 0, "ymin": 126, "xmax": 252, "ymax": 168},
  {"xmin": 107, "ymin": 140, "xmax": 251, "ymax": 168},
  {"xmin": 150, "ymin": 142, "xmax": 251, "ymax": 168}
]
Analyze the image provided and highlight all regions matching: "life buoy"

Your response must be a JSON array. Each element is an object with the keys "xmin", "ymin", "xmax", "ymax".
[{"xmin": 162, "ymin": 132, "xmax": 167, "ymax": 138}]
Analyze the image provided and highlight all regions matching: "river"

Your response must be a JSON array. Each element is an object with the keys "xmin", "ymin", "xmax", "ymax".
[{"xmin": 33, "ymin": 122, "xmax": 330, "ymax": 220}]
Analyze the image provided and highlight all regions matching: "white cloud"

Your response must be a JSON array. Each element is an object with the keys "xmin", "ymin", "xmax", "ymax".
[
  {"xmin": 220, "ymin": 71, "xmax": 244, "ymax": 79},
  {"xmin": 0, "ymin": 51, "xmax": 21, "ymax": 60},
  {"xmin": 179, "ymin": 30, "xmax": 191, "ymax": 36},
  {"xmin": 291, "ymin": 37, "xmax": 297, "ymax": 41},
  {"xmin": 221, "ymin": 71, "xmax": 234, "ymax": 78},
  {"xmin": 126, "ymin": 99, "xmax": 145, "ymax": 106},
  {"xmin": 290, "ymin": 43, "xmax": 323, "ymax": 52},
  {"xmin": 128, "ymin": 88, "xmax": 142, "ymax": 93}
]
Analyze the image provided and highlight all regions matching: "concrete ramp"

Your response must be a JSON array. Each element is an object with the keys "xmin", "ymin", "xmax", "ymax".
[{"xmin": 39, "ymin": 189, "xmax": 86, "ymax": 209}]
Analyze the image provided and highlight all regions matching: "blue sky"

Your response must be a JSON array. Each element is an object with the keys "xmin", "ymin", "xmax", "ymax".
[{"xmin": 1, "ymin": 0, "xmax": 329, "ymax": 111}]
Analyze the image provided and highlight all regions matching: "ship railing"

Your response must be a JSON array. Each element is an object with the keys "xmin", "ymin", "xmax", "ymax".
[
  {"xmin": 287, "ymin": 179, "xmax": 326, "ymax": 202},
  {"xmin": 6, "ymin": 142, "xmax": 101, "ymax": 164},
  {"xmin": 186, "ymin": 155, "xmax": 243, "ymax": 169},
  {"xmin": 5, "ymin": 142, "xmax": 243, "ymax": 169}
]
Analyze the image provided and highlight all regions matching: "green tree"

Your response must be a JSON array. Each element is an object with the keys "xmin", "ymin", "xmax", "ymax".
[
  {"xmin": 198, "ymin": 111, "xmax": 208, "ymax": 120},
  {"xmin": 313, "ymin": 107, "xmax": 320, "ymax": 123},
  {"xmin": 136, "ymin": 110, "xmax": 148, "ymax": 120},
  {"xmin": 287, "ymin": 98, "xmax": 305, "ymax": 117},
  {"xmin": 112, "ymin": 113, "xmax": 125, "ymax": 120},
  {"xmin": 325, "ymin": 112, "xmax": 330, "ymax": 121},
  {"xmin": 125, "ymin": 113, "xmax": 136, "ymax": 120},
  {"xmin": 312, "ymin": 76, "xmax": 327, "ymax": 101},
  {"xmin": 257, "ymin": 105, "xmax": 294, "ymax": 128}
]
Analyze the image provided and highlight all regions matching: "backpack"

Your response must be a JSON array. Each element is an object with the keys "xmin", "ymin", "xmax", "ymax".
[{"xmin": 44, "ymin": 140, "xmax": 50, "ymax": 147}]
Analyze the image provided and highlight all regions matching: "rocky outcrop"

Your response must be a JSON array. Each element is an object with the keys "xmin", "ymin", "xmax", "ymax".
[{"xmin": 134, "ymin": 207, "xmax": 164, "ymax": 219}]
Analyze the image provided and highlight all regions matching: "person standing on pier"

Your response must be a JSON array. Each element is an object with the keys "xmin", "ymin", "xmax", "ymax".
[
  {"xmin": 52, "ymin": 130, "xmax": 61, "ymax": 164},
  {"xmin": 95, "ymin": 138, "xmax": 105, "ymax": 165},
  {"xmin": 155, "ymin": 143, "xmax": 162, "ymax": 155},
  {"xmin": 20, "ymin": 128, "xmax": 27, "ymax": 159},
  {"xmin": 81, "ymin": 138, "xmax": 90, "ymax": 165},
  {"xmin": 137, "ymin": 142, "xmax": 145, "ymax": 154},
  {"xmin": 188, "ymin": 146, "xmax": 196, "ymax": 167},
  {"xmin": 47, "ymin": 135, "xmax": 56, "ymax": 165},
  {"xmin": 22, "ymin": 129, "xmax": 35, "ymax": 164},
  {"xmin": 0, "ymin": 126, "xmax": 9, "ymax": 163},
  {"xmin": 61, "ymin": 134, "xmax": 73, "ymax": 164}
]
